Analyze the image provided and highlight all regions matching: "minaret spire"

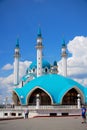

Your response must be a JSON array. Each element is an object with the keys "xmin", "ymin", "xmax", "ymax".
[
  {"xmin": 16, "ymin": 37, "xmax": 19, "ymax": 48},
  {"xmin": 36, "ymin": 27, "xmax": 43, "ymax": 77},
  {"xmin": 61, "ymin": 39, "xmax": 67, "ymax": 77},
  {"xmin": 14, "ymin": 38, "xmax": 20, "ymax": 86},
  {"xmin": 37, "ymin": 27, "xmax": 42, "ymax": 37}
]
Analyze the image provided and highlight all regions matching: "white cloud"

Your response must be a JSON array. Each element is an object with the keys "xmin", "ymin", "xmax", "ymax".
[
  {"xmin": 68, "ymin": 36, "xmax": 87, "ymax": 58},
  {"xmin": 2, "ymin": 64, "xmax": 13, "ymax": 70},
  {"xmin": 0, "ymin": 60, "xmax": 32, "ymax": 103},
  {"xmin": 67, "ymin": 36, "xmax": 87, "ymax": 77},
  {"xmin": 19, "ymin": 60, "xmax": 32, "ymax": 78},
  {"xmin": 58, "ymin": 36, "xmax": 87, "ymax": 87}
]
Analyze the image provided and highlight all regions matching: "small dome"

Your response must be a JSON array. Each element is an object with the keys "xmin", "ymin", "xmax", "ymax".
[{"xmin": 29, "ymin": 60, "xmax": 51, "ymax": 70}]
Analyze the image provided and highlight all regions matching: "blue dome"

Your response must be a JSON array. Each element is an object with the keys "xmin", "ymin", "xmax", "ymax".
[
  {"xmin": 29, "ymin": 60, "xmax": 51, "ymax": 70},
  {"xmin": 13, "ymin": 74, "xmax": 86, "ymax": 105}
]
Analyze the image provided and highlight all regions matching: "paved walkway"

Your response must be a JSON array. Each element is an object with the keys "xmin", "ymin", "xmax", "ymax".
[{"xmin": 0, "ymin": 116, "xmax": 86, "ymax": 130}]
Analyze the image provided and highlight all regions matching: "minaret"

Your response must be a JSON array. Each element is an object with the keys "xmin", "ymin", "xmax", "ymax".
[
  {"xmin": 61, "ymin": 39, "xmax": 67, "ymax": 77},
  {"xmin": 36, "ymin": 28, "xmax": 43, "ymax": 77},
  {"xmin": 14, "ymin": 38, "xmax": 20, "ymax": 85}
]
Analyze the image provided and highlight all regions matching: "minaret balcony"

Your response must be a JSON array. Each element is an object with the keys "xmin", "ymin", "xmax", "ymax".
[
  {"xmin": 14, "ymin": 53, "xmax": 20, "ymax": 57},
  {"xmin": 35, "ymin": 45, "xmax": 43, "ymax": 49},
  {"xmin": 61, "ymin": 53, "xmax": 67, "ymax": 57}
]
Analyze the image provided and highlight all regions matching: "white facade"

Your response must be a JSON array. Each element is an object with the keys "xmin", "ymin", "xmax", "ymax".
[
  {"xmin": 14, "ymin": 58, "xmax": 19, "ymax": 85},
  {"xmin": 61, "ymin": 44, "xmax": 67, "ymax": 77},
  {"xmin": 62, "ymin": 57, "xmax": 67, "ymax": 77},
  {"xmin": 37, "ymin": 47, "xmax": 43, "ymax": 77},
  {"xmin": 14, "ymin": 44, "xmax": 20, "ymax": 85},
  {"xmin": 36, "ymin": 32, "xmax": 43, "ymax": 77}
]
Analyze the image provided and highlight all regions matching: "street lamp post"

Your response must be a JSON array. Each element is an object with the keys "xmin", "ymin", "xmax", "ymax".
[
  {"xmin": 3, "ymin": 97, "xmax": 8, "ymax": 109},
  {"xmin": 5, "ymin": 97, "xmax": 8, "ymax": 108},
  {"xmin": 77, "ymin": 94, "xmax": 81, "ymax": 109},
  {"xmin": 36, "ymin": 94, "xmax": 40, "ymax": 109},
  {"xmin": 20, "ymin": 95, "xmax": 24, "ymax": 105}
]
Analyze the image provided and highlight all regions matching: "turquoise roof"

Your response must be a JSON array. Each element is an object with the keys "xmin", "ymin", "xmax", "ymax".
[
  {"xmin": 13, "ymin": 74, "xmax": 86, "ymax": 105},
  {"xmin": 37, "ymin": 27, "xmax": 42, "ymax": 37},
  {"xmin": 22, "ymin": 73, "xmax": 36, "ymax": 82},
  {"xmin": 62, "ymin": 39, "xmax": 66, "ymax": 48},
  {"xmin": 16, "ymin": 38, "xmax": 19, "ymax": 48},
  {"xmin": 29, "ymin": 60, "xmax": 51, "ymax": 70}
]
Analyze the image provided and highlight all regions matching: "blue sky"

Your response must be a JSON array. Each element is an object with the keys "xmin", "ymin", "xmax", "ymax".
[
  {"xmin": 0, "ymin": 0, "xmax": 87, "ymax": 103},
  {"xmin": 0, "ymin": 0, "xmax": 87, "ymax": 67}
]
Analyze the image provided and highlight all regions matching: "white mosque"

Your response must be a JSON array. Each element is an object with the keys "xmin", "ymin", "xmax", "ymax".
[{"xmin": 12, "ymin": 28, "xmax": 87, "ymax": 107}]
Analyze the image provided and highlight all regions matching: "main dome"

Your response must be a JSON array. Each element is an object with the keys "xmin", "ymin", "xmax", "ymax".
[{"xmin": 13, "ymin": 74, "xmax": 85, "ymax": 105}]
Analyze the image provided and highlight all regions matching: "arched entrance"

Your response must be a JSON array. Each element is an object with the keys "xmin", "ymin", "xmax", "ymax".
[
  {"xmin": 28, "ymin": 88, "xmax": 51, "ymax": 105},
  {"xmin": 12, "ymin": 92, "xmax": 20, "ymax": 105},
  {"xmin": 62, "ymin": 88, "xmax": 79, "ymax": 105}
]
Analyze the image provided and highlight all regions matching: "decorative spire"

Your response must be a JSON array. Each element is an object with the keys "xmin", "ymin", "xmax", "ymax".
[
  {"xmin": 62, "ymin": 38, "xmax": 66, "ymax": 48},
  {"xmin": 37, "ymin": 27, "xmax": 42, "ymax": 37},
  {"xmin": 36, "ymin": 27, "xmax": 43, "ymax": 47},
  {"xmin": 16, "ymin": 38, "xmax": 19, "ymax": 48},
  {"xmin": 14, "ymin": 37, "xmax": 20, "ymax": 58}
]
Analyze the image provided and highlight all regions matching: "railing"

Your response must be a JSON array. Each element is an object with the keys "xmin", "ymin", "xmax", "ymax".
[
  {"xmin": 13, "ymin": 105, "xmax": 78, "ymax": 110},
  {"xmin": 0, "ymin": 105, "xmax": 81, "ymax": 118}
]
